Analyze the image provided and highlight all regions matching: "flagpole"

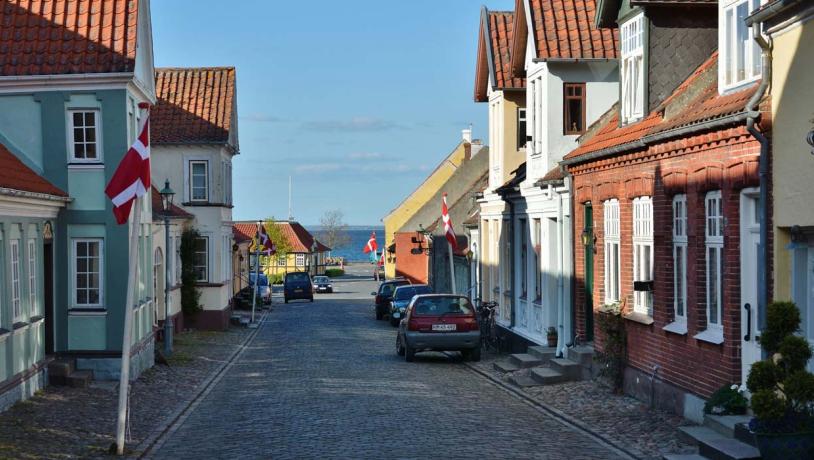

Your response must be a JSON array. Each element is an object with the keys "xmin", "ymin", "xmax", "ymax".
[
  {"xmin": 116, "ymin": 196, "xmax": 141, "ymax": 455},
  {"xmin": 251, "ymin": 230, "xmax": 260, "ymax": 324},
  {"xmin": 448, "ymin": 240, "xmax": 456, "ymax": 294}
]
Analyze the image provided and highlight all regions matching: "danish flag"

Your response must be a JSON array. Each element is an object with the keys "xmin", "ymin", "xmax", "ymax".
[
  {"xmin": 105, "ymin": 108, "xmax": 151, "ymax": 224},
  {"xmin": 257, "ymin": 222, "xmax": 276, "ymax": 255},
  {"xmin": 363, "ymin": 232, "xmax": 378, "ymax": 254},
  {"xmin": 442, "ymin": 193, "xmax": 457, "ymax": 251}
]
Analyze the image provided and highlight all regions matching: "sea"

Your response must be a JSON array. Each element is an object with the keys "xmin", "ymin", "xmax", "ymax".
[{"xmin": 306, "ymin": 226, "xmax": 384, "ymax": 262}]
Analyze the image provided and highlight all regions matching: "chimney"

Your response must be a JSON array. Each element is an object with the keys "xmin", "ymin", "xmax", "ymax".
[{"xmin": 462, "ymin": 127, "xmax": 472, "ymax": 144}]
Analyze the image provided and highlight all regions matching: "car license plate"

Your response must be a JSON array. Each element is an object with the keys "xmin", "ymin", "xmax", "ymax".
[
  {"xmin": 432, "ymin": 324, "xmax": 456, "ymax": 332},
  {"xmin": 295, "ymin": 289, "xmax": 303, "ymax": 293}
]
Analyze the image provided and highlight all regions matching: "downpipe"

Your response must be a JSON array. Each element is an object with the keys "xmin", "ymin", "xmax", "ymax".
[
  {"xmin": 556, "ymin": 187, "xmax": 566, "ymax": 357},
  {"xmin": 745, "ymin": 23, "xmax": 772, "ymax": 330},
  {"xmin": 649, "ymin": 365, "xmax": 661, "ymax": 409},
  {"xmin": 508, "ymin": 199, "xmax": 516, "ymax": 331}
]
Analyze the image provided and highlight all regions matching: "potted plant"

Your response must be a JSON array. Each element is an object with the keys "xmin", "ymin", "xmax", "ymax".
[
  {"xmin": 546, "ymin": 327, "xmax": 558, "ymax": 347},
  {"xmin": 746, "ymin": 301, "xmax": 814, "ymax": 460}
]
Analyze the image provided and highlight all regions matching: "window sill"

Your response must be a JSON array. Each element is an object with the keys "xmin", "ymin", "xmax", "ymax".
[
  {"xmin": 68, "ymin": 163, "xmax": 104, "ymax": 169},
  {"xmin": 623, "ymin": 311, "xmax": 654, "ymax": 326},
  {"xmin": 68, "ymin": 308, "xmax": 107, "ymax": 316},
  {"xmin": 694, "ymin": 328, "xmax": 724, "ymax": 345},
  {"xmin": 663, "ymin": 321, "xmax": 688, "ymax": 336},
  {"xmin": 30, "ymin": 315, "xmax": 44, "ymax": 324},
  {"xmin": 0, "ymin": 329, "xmax": 9, "ymax": 342}
]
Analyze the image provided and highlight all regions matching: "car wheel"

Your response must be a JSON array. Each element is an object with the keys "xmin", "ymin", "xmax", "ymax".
[
  {"xmin": 310, "ymin": 297, "xmax": 314, "ymax": 303},
  {"xmin": 469, "ymin": 347, "xmax": 482, "ymax": 362},
  {"xmin": 284, "ymin": 297, "xmax": 289, "ymax": 304},
  {"xmin": 375, "ymin": 309, "xmax": 383, "ymax": 320},
  {"xmin": 389, "ymin": 317, "xmax": 399, "ymax": 328},
  {"xmin": 405, "ymin": 343, "xmax": 415, "ymax": 362},
  {"xmin": 396, "ymin": 336, "xmax": 405, "ymax": 356}
]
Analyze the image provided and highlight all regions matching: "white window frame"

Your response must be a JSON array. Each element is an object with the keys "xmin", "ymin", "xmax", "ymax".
[
  {"xmin": 632, "ymin": 197, "xmax": 654, "ymax": 316},
  {"xmin": 67, "ymin": 109, "xmax": 102, "ymax": 163},
  {"xmin": 190, "ymin": 160, "xmax": 209, "ymax": 202},
  {"xmin": 533, "ymin": 218, "xmax": 542, "ymax": 302},
  {"xmin": 672, "ymin": 195, "xmax": 688, "ymax": 324},
  {"xmin": 705, "ymin": 191, "xmax": 724, "ymax": 331},
  {"xmin": 719, "ymin": 0, "xmax": 764, "ymax": 93},
  {"xmin": 73, "ymin": 238, "xmax": 104, "ymax": 308},
  {"xmin": 10, "ymin": 240, "xmax": 21, "ymax": 321},
  {"xmin": 604, "ymin": 199, "xmax": 621, "ymax": 304},
  {"xmin": 620, "ymin": 13, "xmax": 645, "ymax": 124},
  {"xmin": 28, "ymin": 239, "xmax": 37, "ymax": 317},
  {"xmin": 193, "ymin": 236, "xmax": 209, "ymax": 283},
  {"xmin": 295, "ymin": 253, "xmax": 305, "ymax": 267},
  {"xmin": 519, "ymin": 219, "xmax": 528, "ymax": 299},
  {"xmin": 517, "ymin": 108, "xmax": 527, "ymax": 150}
]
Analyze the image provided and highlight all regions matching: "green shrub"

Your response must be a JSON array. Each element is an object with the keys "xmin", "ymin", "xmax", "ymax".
[
  {"xmin": 704, "ymin": 384, "xmax": 748, "ymax": 415},
  {"xmin": 324, "ymin": 268, "xmax": 345, "ymax": 278},
  {"xmin": 268, "ymin": 273, "xmax": 284, "ymax": 284}
]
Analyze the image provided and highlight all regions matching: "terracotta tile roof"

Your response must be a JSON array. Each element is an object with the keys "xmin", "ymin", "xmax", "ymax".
[
  {"xmin": 0, "ymin": 142, "xmax": 66, "ymax": 197},
  {"xmin": 528, "ymin": 0, "xmax": 618, "ymax": 61},
  {"xmin": 233, "ymin": 221, "xmax": 330, "ymax": 253},
  {"xmin": 233, "ymin": 224, "xmax": 252, "ymax": 244},
  {"xmin": 495, "ymin": 162, "xmax": 526, "ymax": 195},
  {"xmin": 539, "ymin": 165, "xmax": 565, "ymax": 183},
  {"xmin": 151, "ymin": 185, "xmax": 193, "ymax": 220},
  {"xmin": 563, "ymin": 53, "xmax": 758, "ymax": 162},
  {"xmin": 0, "ymin": 0, "xmax": 140, "ymax": 76},
  {"xmin": 475, "ymin": 9, "xmax": 525, "ymax": 102},
  {"xmin": 153, "ymin": 67, "xmax": 236, "ymax": 145}
]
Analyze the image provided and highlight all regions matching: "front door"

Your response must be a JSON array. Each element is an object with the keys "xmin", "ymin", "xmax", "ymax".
[
  {"xmin": 740, "ymin": 189, "xmax": 762, "ymax": 385},
  {"xmin": 584, "ymin": 204, "xmax": 594, "ymax": 342}
]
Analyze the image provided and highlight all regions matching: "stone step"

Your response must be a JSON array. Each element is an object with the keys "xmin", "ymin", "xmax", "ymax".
[
  {"xmin": 703, "ymin": 415, "xmax": 750, "ymax": 439},
  {"xmin": 662, "ymin": 455, "xmax": 708, "ymax": 460},
  {"xmin": 527, "ymin": 346, "xmax": 556, "ymax": 362},
  {"xmin": 493, "ymin": 360, "xmax": 520, "ymax": 373},
  {"xmin": 529, "ymin": 367, "xmax": 565, "ymax": 385},
  {"xmin": 47, "ymin": 358, "xmax": 75, "ymax": 378},
  {"xmin": 550, "ymin": 358, "xmax": 581, "ymax": 379},
  {"xmin": 566, "ymin": 345, "xmax": 595, "ymax": 366},
  {"xmin": 679, "ymin": 426, "xmax": 760, "ymax": 460},
  {"xmin": 66, "ymin": 370, "xmax": 93, "ymax": 388},
  {"xmin": 508, "ymin": 374, "xmax": 541, "ymax": 388},
  {"xmin": 509, "ymin": 353, "xmax": 543, "ymax": 368}
]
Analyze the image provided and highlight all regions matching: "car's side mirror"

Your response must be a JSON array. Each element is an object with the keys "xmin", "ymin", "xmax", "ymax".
[{"xmin": 371, "ymin": 292, "xmax": 377, "ymax": 296}]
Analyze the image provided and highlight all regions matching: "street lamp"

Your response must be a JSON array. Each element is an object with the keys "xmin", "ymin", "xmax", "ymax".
[
  {"xmin": 159, "ymin": 179, "xmax": 175, "ymax": 356},
  {"xmin": 311, "ymin": 241, "xmax": 318, "ymax": 275}
]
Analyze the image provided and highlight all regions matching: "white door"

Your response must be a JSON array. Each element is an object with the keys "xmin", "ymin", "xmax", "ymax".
[{"xmin": 740, "ymin": 189, "xmax": 762, "ymax": 385}]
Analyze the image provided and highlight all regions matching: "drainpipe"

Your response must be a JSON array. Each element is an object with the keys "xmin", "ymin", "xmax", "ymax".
[
  {"xmin": 745, "ymin": 24, "xmax": 772, "ymax": 329},
  {"xmin": 556, "ymin": 186, "xmax": 566, "ymax": 356},
  {"xmin": 507, "ymin": 198, "xmax": 516, "ymax": 330}
]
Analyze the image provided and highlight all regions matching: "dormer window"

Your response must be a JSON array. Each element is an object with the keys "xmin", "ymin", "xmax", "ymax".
[
  {"xmin": 620, "ymin": 13, "xmax": 645, "ymax": 124},
  {"xmin": 720, "ymin": 0, "xmax": 763, "ymax": 92}
]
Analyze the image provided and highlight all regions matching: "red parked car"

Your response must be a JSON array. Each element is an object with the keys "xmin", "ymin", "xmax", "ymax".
[{"xmin": 396, "ymin": 294, "xmax": 481, "ymax": 362}]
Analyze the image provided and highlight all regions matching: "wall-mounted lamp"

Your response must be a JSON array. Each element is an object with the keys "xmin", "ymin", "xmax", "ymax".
[{"xmin": 581, "ymin": 228, "xmax": 595, "ymax": 247}]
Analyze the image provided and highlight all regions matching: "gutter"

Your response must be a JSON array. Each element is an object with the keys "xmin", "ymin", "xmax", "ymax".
[
  {"xmin": 0, "ymin": 187, "xmax": 71, "ymax": 203},
  {"xmin": 532, "ymin": 58, "xmax": 615, "ymax": 64},
  {"xmin": 745, "ymin": 23, "xmax": 773, "ymax": 330},
  {"xmin": 745, "ymin": 0, "xmax": 801, "ymax": 26}
]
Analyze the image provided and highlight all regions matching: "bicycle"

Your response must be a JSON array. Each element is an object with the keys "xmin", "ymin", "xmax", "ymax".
[{"xmin": 476, "ymin": 299, "xmax": 500, "ymax": 352}]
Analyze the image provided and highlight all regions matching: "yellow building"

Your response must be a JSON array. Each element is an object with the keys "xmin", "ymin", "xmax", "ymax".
[
  {"xmin": 233, "ymin": 221, "xmax": 330, "ymax": 282},
  {"xmin": 748, "ymin": 1, "xmax": 814, "ymax": 355}
]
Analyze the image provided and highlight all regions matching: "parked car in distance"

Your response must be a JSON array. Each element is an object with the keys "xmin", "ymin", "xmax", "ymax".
[
  {"xmin": 396, "ymin": 294, "xmax": 481, "ymax": 362},
  {"xmin": 372, "ymin": 278, "xmax": 410, "ymax": 320},
  {"xmin": 284, "ymin": 272, "xmax": 313, "ymax": 303},
  {"xmin": 389, "ymin": 284, "xmax": 432, "ymax": 327},
  {"xmin": 312, "ymin": 275, "xmax": 333, "ymax": 293},
  {"xmin": 249, "ymin": 273, "xmax": 272, "ymax": 305}
]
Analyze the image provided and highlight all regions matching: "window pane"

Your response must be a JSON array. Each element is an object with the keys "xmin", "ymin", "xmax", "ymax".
[
  {"xmin": 85, "ymin": 127, "xmax": 96, "ymax": 143},
  {"xmin": 644, "ymin": 245, "xmax": 652, "ymax": 280},
  {"xmin": 568, "ymin": 99, "xmax": 583, "ymax": 133},
  {"xmin": 88, "ymin": 289, "xmax": 99, "ymax": 304},
  {"xmin": 751, "ymin": 0, "xmax": 761, "ymax": 77},
  {"xmin": 676, "ymin": 246, "xmax": 685, "ymax": 316},
  {"xmin": 84, "ymin": 143, "xmax": 96, "ymax": 158},
  {"xmin": 709, "ymin": 248, "xmax": 719, "ymax": 324},
  {"xmin": 613, "ymin": 243, "xmax": 619, "ymax": 299},
  {"xmin": 77, "ymin": 289, "xmax": 88, "ymax": 305},
  {"xmin": 84, "ymin": 112, "xmax": 95, "ymax": 126},
  {"xmin": 736, "ymin": 2, "xmax": 748, "ymax": 81},
  {"xmin": 726, "ymin": 9, "xmax": 734, "ymax": 85},
  {"xmin": 74, "ymin": 127, "xmax": 85, "ymax": 143}
]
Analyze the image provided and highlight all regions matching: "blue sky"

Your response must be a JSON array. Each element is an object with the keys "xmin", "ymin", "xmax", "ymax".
[{"xmin": 152, "ymin": 0, "xmax": 515, "ymax": 226}]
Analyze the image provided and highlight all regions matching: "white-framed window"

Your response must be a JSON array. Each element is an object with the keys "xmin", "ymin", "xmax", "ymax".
[
  {"xmin": 193, "ymin": 236, "xmax": 209, "ymax": 282},
  {"xmin": 73, "ymin": 239, "xmax": 103, "ymax": 307},
  {"xmin": 720, "ymin": 0, "xmax": 763, "ymax": 92},
  {"xmin": 517, "ymin": 108, "xmax": 527, "ymax": 150},
  {"xmin": 519, "ymin": 219, "xmax": 528, "ymax": 298},
  {"xmin": 604, "ymin": 199, "xmax": 621, "ymax": 304},
  {"xmin": 533, "ymin": 219, "xmax": 542, "ymax": 301},
  {"xmin": 620, "ymin": 13, "xmax": 645, "ymax": 124},
  {"xmin": 673, "ymin": 195, "xmax": 688, "ymax": 323},
  {"xmin": 10, "ymin": 240, "xmax": 21, "ymax": 320},
  {"xmin": 190, "ymin": 161, "xmax": 209, "ymax": 202},
  {"xmin": 633, "ymin": 197, "xmax": 654, "ymax": 316},
  {"xmin": 277, "ymin": 255, "xmax": 286, "ymax": 267},
  {"xmin": 705, "ymin": 191, "xmax": 724, "ymax": 330},
  {"xmin": 174, "ymin": 237, "xmax": 182, "ymax": 284},
  {"xmin": 295, "ymin": 253, "xmax": 305, "ymax": 266},
  {"xmin": 28, "ymin": 239, "xmax": 36, "ymax": 317},
  {"xmin": 68, "ymin": 109, "xmax": 102, "ymax": 162}
]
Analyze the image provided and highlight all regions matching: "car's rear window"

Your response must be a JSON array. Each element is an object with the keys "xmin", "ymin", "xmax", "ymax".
[
  {"xmin": 379, "ymin": 281, "xmax": 408, "ymax": 296},
  {"xmin": 314, "ymin": 277, "xmax": 329, "ymax": 283},
  {"xmin": 286, "ymin": 273, "xmax": 309, "ymax": 282},
  {"xmin": 411, "ymin": 297, "xmax": 474, "ymax": 316},
  {"xmin": 394, "ymin": 285, "xmax": 431, "ymax": 301}
]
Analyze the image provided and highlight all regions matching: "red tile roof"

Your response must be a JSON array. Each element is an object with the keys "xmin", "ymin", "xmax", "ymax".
[
  {"xmin": 0, "ymin": 0, "xmax": 140, "ymax": 76},
  {"xmin": 153, "ymin": 67, "xmax": 236, "ymax": 145},
  {"xmin": 511, "ymin": 0, "xmax": 619, "ymax": 74},
  {"xmin": 233, "ymin": 221, "xmax": 330, "ymax": 253},
  {"xmin": 233, "ymin": 224, "xmax": 253, "ymax": 244},
  {"xmin": 563, "ymin": 53, "xmax": 758, "ymax": 162},
  {"xmin": 475, "ymin": 9, "xmax": 525, "ymax": 102},
  {"xmin": 151, "ymin": 185, "xmax": 193, "ymax": 220},
  {"xmin": 0, "ymin": 142, "xmax": 66, "ymax": 197}
]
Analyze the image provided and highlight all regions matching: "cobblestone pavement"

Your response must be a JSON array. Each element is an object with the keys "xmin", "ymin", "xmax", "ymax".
[
  {"xmin": 0, "ymin": 324, "xmax": 253, "ymax": 460},
  {"xmin": 152, "ymin": 279, "xmax": 628, "ymax": 460}
]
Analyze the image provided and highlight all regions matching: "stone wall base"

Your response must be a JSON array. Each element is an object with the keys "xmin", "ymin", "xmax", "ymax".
[
  {"xmin": 623, "ymin": 365, "xmax": 706, "ymax": 424},
  {"xmin": 0, "ymin": 363, "xmax": 47, "ymax": 414},
  {"xmin": 191, "ymin": 306, "xmax": 232, "ymax": 331},
  {"xmin": 76, "ymin": 335, "xmax": 156, "ymax": 381}
]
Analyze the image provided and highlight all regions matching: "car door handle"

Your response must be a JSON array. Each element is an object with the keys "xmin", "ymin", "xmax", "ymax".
[{"xmin": 744, "ymin": 303, "xmax": 751, "ymax": 342}]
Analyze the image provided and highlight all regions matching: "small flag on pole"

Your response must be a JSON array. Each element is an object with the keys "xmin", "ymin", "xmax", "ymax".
[
  {"xmin": 104, "ymin": 112, "xmax": 151, "ymax": 224},
  {"xmin": 442, "ymin": 193, "xmax": 457, "ymax": 251},
  {"xmin": 257, "ymin": 222, "xmax": 276, "ymax": 255},
  {"xmin": 363, "ymin": 231, "xmax": 378, "ymax": 254}
]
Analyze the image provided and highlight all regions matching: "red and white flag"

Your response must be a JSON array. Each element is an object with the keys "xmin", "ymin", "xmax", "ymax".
[
  {"xmin": 105, "ymin": 110, "xmax": 151, "ymax": 224},
  {"xmin": 442, "ymin": 193, "xmax": 457, "ymax": 251},
  {"xmin": 363, "ymin": 231, "xmax": 378, "ymax": 254},
  {"xmin": 257, "ymin": 222, "xmax": 276, "ymax": 255}
]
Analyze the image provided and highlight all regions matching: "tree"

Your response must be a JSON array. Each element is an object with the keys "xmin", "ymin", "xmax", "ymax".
[{"xmin": 317, "ymin": 210, "xmax": 350, "ymax": 255}]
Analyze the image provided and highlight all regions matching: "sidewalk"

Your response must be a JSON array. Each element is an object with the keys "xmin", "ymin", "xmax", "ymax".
[
  {"xmin": 0, "ymin": 323, "xmax": 254, "ymax": 459},
  {"xmin": 468, "ymin": 352, "xmax": 697, "ymax": 460}
]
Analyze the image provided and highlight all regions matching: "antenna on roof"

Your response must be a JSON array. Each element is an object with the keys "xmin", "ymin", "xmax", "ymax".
[{"xmin": 288, "ymin": 175, "xmax": 293, "ymax": 221}]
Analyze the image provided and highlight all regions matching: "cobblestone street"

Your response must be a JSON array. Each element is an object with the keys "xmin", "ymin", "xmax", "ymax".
[{"xmin": 149, "ymin": 276, "xmax": 628, "ymax": 459}]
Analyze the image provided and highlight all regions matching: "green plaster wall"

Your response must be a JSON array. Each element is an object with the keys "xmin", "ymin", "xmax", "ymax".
[
  {"xmin": 67, "ymin": 170, "xmax": 106, "ymax": 211},
  {"xmin": 68, "ymin": 315, "xmax": 106, "ymax": 350},
  {"xmin": 0, "ymin": 95, "xmax": 43, "ymax": 169}
]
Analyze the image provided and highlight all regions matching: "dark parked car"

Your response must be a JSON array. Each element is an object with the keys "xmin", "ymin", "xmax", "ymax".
[
  {"xmin": 389, "ymin": 284, "xmax": 432, "ymax": 327},
  {"xmin": 284, "ymin": 272, "xmax": 313, "ymax": 303},
  {"xmin": 249, "ymin": 273, "xmax": 272, "ymax": 304},
  {"xmin": 396, "ymin": 294, "xmax": 481, "ymax": 362},
  {"xmin": 312, "ymin": 275, "xmax": 333, "ymax": 293},
  {"xmin": 372, "ymin": 279, "xmax": 410, "ymax": 320}
]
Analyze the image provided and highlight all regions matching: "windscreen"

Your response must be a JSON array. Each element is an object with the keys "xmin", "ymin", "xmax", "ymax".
[
  {"xmin": 394, "ymin": 285, "xmax": 431, "ymax": 301},
  {"xmin": 286, "ymin": 273, "xmax": 309, "ymax": 282},
  {"xmin": 411, "ymin": 297, "xmax": 474, "ymax": 316}
]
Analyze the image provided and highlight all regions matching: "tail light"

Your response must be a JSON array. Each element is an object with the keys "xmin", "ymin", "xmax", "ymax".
[
  {"xmin": 407, "ymin": 318, "xmax": 420, "ymax": 331},
  {"xmin": 460, "ymin": 317, "xmax": 479, "ymax": 332}
]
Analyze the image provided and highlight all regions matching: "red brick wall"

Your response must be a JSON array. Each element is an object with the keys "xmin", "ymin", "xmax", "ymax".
[
  {"xmin": 393, "ymin": 232, "xmax": 429, "ymax": 284},
  {"xmin": 569, "ymin": 126, "xmax": 761, "ymax": 398}
]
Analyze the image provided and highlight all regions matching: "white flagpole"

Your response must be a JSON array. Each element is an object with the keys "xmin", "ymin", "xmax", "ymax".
[
  {"xmin": 116, "ymin": 196, "xmax": 141, "ymax": 455},
  {"xmin": 448, "ymin": 240, "xmax": 457, "ymax": 294}
]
